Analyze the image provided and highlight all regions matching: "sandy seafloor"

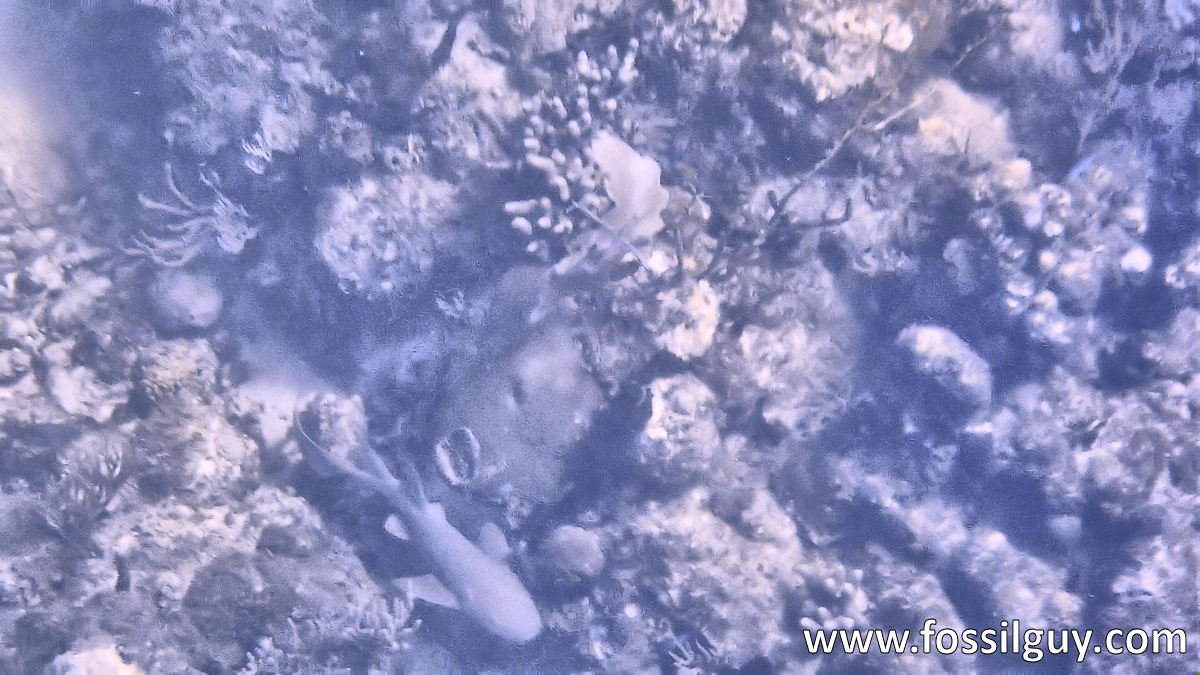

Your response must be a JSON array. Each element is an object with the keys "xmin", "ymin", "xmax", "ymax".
[{"xmin": 0, "ymin": 0, "xmax": 1197, "ymax": 672}]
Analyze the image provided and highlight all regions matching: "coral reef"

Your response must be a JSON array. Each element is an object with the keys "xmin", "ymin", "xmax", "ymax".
[
  {"xmin": 0, "ymin": 0, "xmax": 1196, "ymax": 671},
  {"xmin": 315, "ymin": 166, "xmax": 461, "ymax": 298}
]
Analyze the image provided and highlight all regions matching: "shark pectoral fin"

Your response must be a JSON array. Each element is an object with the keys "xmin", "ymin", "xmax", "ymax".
[
  {"xmin": 476, "ymin": 522, "xmax": 511, "ymax": 561},
  {"xmin": 406, "ymin": 573, "xmax": 460, "ymax": 609},
  {"xmin": 383, "ymin": 514, "xmax": 410, "ymax": 540}
]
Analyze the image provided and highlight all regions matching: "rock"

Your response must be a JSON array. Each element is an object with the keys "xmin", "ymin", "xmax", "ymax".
[
  {"xmin": 897, "ymin": 324, "xmax": 992, "ymax": 410},
  {"xmin": 500, "ymin": 0, "xmax": 623, "ymax": 55},
  {"xmin": 183, "ymin": 553, "xmax": 292, "ymax": 650},
  {"xmin": 539, "ymin": 525, "xmax": 605, "ymax": 581},
  {"xmin": 0, "ymin": 345, "xmax": 31, "ymax": 382},
  {"xmin": 672, "ymin": 0, "xmax": 747, "ymax": 43},
  {"xmin": 47, "ymin": 270, "xmax": 112, "ymax": 330},
  {"xmin": 439, "ymin": 323, "xmax": 602, "ymax": 506},
  {"xmin": 840, "ymin": 461, "xmax": 1082, "ymax": 628},
  {"xmin": 147, "ymin": 270, "xmax": 223, "ymax": 332},
  {"xmin": 623, "ymin": 488, "xmax": 802, "ymax": 665},
  {"xmin": 653, "ymin": 279, "xmax": 719, "ymax": 360},
  {"xmin": 47, "ymin": 644, "xmax": 143, "ymax": 675},
  {"xmin": 636, "ymin": 373, "xmax": 723, "ymax": 485},
  {"xmin": 45, "ymin": 357, "xmax": 132, "ymax": 424},
  {"xmin": 294, "ymin": 393, "xmax": 371, "ymax": 480},
  {"xmin": 315, "ymin": 170, "xmax": 458, "ymax": 298}
]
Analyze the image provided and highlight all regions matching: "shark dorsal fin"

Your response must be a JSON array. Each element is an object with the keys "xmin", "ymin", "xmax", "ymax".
[{"xmin": 476, "ymin": 522, "xmax": 511, "ymax": 561}]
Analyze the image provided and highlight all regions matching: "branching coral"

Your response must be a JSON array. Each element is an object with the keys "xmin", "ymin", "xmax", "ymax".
[
  {"xmin": 126, "ymin": 164, "xmax": 255, "ymax": 267},
  {"xmin": 43, "ymin": 433, "xmax": 129, "ymax": 557},
  {"xmin": 506, "ymin": 41, "xmax": 668, "ymax": 266},
  {"xmin": 240, "ymin": 597, "xmax": 417, "ymax": 674}
]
